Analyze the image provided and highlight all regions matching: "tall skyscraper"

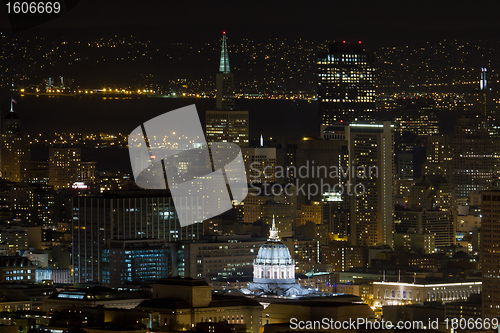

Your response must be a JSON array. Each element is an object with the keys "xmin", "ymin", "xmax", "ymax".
[
  {"xmin": 48, "ymin": 148, "xmax": 81, "ymax": 190},
  {"xmin": 72, "ymin": 190, "xmax": 202, "ymax": 283},
  {"xmin": 0, "ymin": 101, "xmax": 30, "ymax": 182},
  {"xmin": 481, "ymin": 191, "xmax": 500, "ymax": 318},
  {"xmin": 317, "ymin": 41, "xmax": 376, "ymax": 127},
  {"xmin": 452, "ymin": 113, "xmax": 492, "ymax": 199},
  {"xmin": 215, "ymin": 31, "xmax": 235, "ymax": 111},
  {"xmin": 206, "ymin": 33, "xmax": 249, "ymax": 148},
  {"xmin": 347, "ymin": 121, "xmax": 393, "ymax": 247}
]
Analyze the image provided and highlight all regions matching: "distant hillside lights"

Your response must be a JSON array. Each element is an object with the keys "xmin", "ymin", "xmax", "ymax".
[{"xmin": 249, "ymin": 161, "xmax": 378, "ymax": 200}]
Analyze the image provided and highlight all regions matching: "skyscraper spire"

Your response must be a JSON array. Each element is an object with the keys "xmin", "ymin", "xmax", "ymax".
[
  {"xmin": 10, "ymin": 97, "xmax": 14, "ymax": 113},
  {"xmin": 260, "ymin": 132, "xmax": 264, "ymax": 147},
  {"xmin": 219, "ymin": 32, "xmax": 231, "ymax": 74}
]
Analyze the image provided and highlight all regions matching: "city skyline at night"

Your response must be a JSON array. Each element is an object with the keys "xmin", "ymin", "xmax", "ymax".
[{"xmin": 0, "ymin": 2, "xmax": 499, "ymax": 333}]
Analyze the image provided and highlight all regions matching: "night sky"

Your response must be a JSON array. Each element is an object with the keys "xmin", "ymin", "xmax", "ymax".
[{"xmin": 2, "ymin": 1, "xmax": 500, "ymax": 41}]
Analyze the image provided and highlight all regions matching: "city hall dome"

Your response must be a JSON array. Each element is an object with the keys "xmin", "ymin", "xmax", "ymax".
[
  {"xmin": 255, "ymin": 241, "xmax": 293, "ymax": 266},
  {"xmin": 253, "ymin": 218, "xmax": 295, "ymax": 283}
]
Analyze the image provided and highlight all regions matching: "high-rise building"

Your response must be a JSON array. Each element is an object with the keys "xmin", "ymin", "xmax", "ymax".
[
  {"xmin": 408, "ymin": 175, "xmax": 455, "ymax": 210},
  {"xmin": 276, "ymin": 136, "xmax": 348, "ymax": 206},
  {"xmin": 72, "ymin": 190, "xmax": 202, "ymax": 283},
  {"xmin": 394, "ymin": 209, "xmax": 455, "ymax": 248},
  {"xmin": 48, "ymin": 148, "xmax": 81, "ymax": 190},
  {"xmin": 102, "ymin": 239, "xmax": 172, "ymax": 287},
  {"xmin": 242, "ymin": 147, "xmax": 276, "ymax": 184},
  {"xmin": 317, "ymin": 41, "xmax": 375, "ymax": 126},
  {"xmin": 0, "ymin": 102, "xmax": 30, "ymax": 182},
  {"xmin": 452, "ymin": 113, "xmax": 493, "ymax": 198},
  {"xmin": 80, "ymin": 160, "xmax": 96, "ymax": 186},
  {"xmin": 423, "ymin": 134, "xmax": 452, "ymax": 179},
  {"xmin": 347, "ymin": 122, "xmax": 393, "ymax": 247},
  {"xmin": 481, "ymin": 191, "xmax": 500, "ymax": 318},
  {"xmin": 206, "ymin": 33, "xmax": 249, "ymax": 148}
]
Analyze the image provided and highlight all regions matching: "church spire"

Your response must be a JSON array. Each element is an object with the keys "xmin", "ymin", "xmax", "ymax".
[{"xmin": 219, "ymin": 32, "xmax": 230, "ymax": 74}]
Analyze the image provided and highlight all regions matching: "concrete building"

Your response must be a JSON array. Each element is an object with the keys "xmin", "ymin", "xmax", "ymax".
[
  {"xmin": 48, "ymin": 148, "xmax": 81, "ymax": 190},
  {"xmin": 317, "ymin": 41, "xmax": 376, "ymax": 124},
  {"xmin": 481, "ymin": 191, "xmax": 500, "ymax": 318},
  {"xmin": 102, "ymin": 239, "xmax": 172, "ymax": 287},
  {"xmin": 347, "ymin": 122, "xmax": 393, "ymax": 247},
  {"xmin": 182, "ymin": 235, "xmax": 264, "ymax": 281},
  {"xmin": 243, "ymin": 147, "xmax": 276, "ymax": 184},
  {"xmin": 0, "ymin": 103, "xmax": 30, "ymax": 183},
  {"xmin": 394, "ymin": 208, "xmax": 455, "ymax": 248},
  {"xmin": 43, "ymin": 287, "xmax": 148, "ymax": 312},
  {"xmin": 137, "ymin": 278, "xmax": 262, "ymax": 333},
  {"xmin": 72, "ymin": 190, "xmax": 203, "ymax": 283},
  {"xmin": 373, "ymin": 280, "xmax": 481, "ymax": 306}
]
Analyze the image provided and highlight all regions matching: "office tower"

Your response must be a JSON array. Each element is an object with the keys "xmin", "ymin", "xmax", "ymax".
[
  {"xmin": 394, "ymin": 209, "xmax": 455, "ymax": 248},
  {"xmin": 242, "ymin": 147, "xmax": 276, "ymax": 183},
  {"xmin": 481, "ymin": 191, "xmax": 500, "ymax": 318},
  {"xmin": 317, "ymin": 41, "xmax": 375, "ymax": 126},
  {"xmin": 72, "ymin": 190, "xmax": 202, "ymax": 283},
  {"xmin": 452, "ymin": 113, "xmax": 492, "ymax": 199},
  {"xmin": 276, "ymin": 136, "xmax": 348, "ymax": 207},
  {"xmin": 393, "ymin": 99, "xmax": 439, "ymax": 137},
  {"xmin": 321, "ymin": 241, "xmax": 366, "ymax": 272},
  {"xmin": 423, "ymin": 134, "xmax": 452, "ymax": 179},
  {"xmin": 396, "ymin": 153, "xmax": 413, "ymax": 180},
  {"xmin": 102, "ymin": 239, "xmax": 172, "ymax": 287},
  {"xmin": 0, "ymin": 102, "xmax": 30, "ymax": 182},
  {"xmin": 206, "ymin": 33, "xmax": 249, "ymax": 147},
  {"xmin": 409, "ymin": 175, "xmax": 455, "ymax": 210},
  {"xmin": 347, "ymin": 122, "xmax": 393, "ymax": 247},
  {"xmin": 80, "ymin": 161, "xmax": 96, "ymax": 186},
  {"xmin": 215, "ymin": 32, "xmax": 235, "ymax": 111},
  {"xmin": 48, "ymin": 148, "xmax": 81, "ymax": 190}
]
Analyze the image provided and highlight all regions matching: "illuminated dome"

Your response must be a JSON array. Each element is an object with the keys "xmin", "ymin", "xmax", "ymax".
[
  {"xmin": 253, "ymin": 218, "xmax": 295, "ymax": 284},
  {"xmin": 255, "ymin": 241, "xmax": 293, "ymax": 266}
]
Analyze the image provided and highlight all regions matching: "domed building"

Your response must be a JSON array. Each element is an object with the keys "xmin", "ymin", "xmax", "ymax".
[{"xmin": 245, "ymin": 218, "xmax": 308, "ymax": 297}]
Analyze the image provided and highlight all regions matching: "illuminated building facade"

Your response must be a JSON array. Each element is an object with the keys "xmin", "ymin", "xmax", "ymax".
[
  {"xmin": 347, "ymin": 122, "xmax": 393, "ymax": 247},
  {"xmin": 242, "ymin": 147, "xmax": 276, "ymax": 183},
  {"xmin": 0, "ymin": 104, "xmax": 30, "ymax": 182},
  {"xmin": 182, "ymin": 236, "xmax": 264, "ymax": 281},
  {"xmin": 481, "ymin": 191, "xmax": 500, "ymax": 318},
  {"xmin": 317, "ymin": 41, "xmax": 375, "ymax": 126},
  {"xmin": 72, "ymin": 190, "xmax": 202, "ymax": 283},
  {"xmin": 394, "ymin": 209, "xmax": 455, "ymax": 248},
  {"xmin": 102, "ymin": 239, "xmax": 172, "ymax": 287},
  {"xmin": 373, "ymin": 281, "xmax": 481, "ymax": 306},
  {"xmin": 206, "ymin": 33, "xmax": 249, "ymax": 148},
  {"xmin": 48, "ymin": 147, "xmax": 81, "ymax": 190},
  {"xmin": 246, "ymin": 219, "xmax": 308, "ymax": 296},
  {"xmin": 452, "ymin": 113, "xmax": 493, "ymax": 198}
]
